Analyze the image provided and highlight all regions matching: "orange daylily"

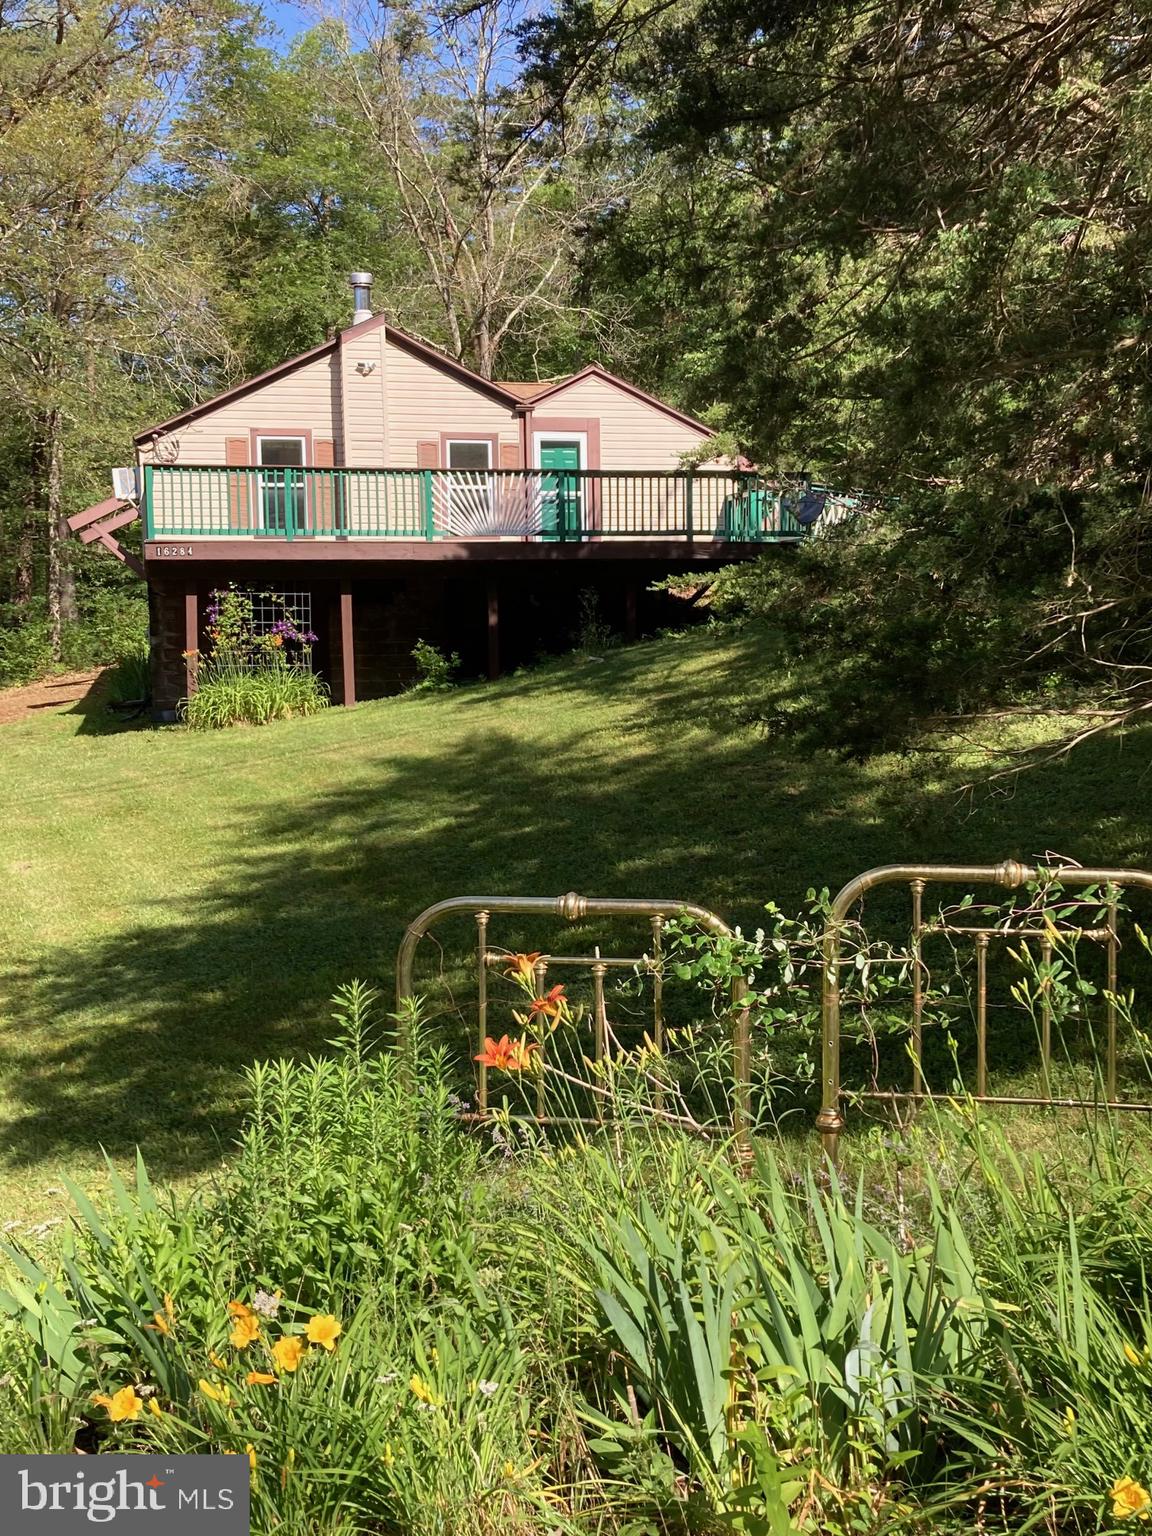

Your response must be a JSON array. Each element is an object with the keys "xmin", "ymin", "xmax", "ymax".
[
  {"xmin": 305, "ymin": 1315, "xmax": 342, "ymax": 1351},
  {"xmin": 504, "ymin": 952, "xmax": 542, "ymax": 981},
  {"xmin": 91, "ymin": 1386, "xmax": 142, "ymax": 1422},
  {"xmin": 271, "ymin": 1335, "xmax": 305, "ymax": 1374},
  {"xmin": 475, "ymin": 1034, "xmax": 539, "ymax": 1071},
  {"xmin": 246, "ymin": 1371, "xmax": 277, "ymax": 1386},
  {"xmin": 528, "ymin": 984, "xmax": 566, "ymax": 1022}
]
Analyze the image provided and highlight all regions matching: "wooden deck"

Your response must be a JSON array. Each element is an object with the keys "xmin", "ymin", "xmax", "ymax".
[{"xmin": 142, "ymin": 466, "xmax": 818, "ymax": 547}]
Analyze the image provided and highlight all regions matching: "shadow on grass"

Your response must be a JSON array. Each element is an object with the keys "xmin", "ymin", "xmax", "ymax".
[{"xmin": 3, "ymin": 640, "xmax": 1152, "ymax": 1180}]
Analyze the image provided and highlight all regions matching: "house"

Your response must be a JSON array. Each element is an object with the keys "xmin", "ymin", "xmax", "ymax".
[{"xmin": 71, "ymin": 274, "xmax": 807, "ymax": 715}]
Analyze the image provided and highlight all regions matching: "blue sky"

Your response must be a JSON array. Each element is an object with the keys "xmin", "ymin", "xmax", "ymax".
[{"xmin": 263, "ymin": 0, "xmax": 317, "ymax": 48}]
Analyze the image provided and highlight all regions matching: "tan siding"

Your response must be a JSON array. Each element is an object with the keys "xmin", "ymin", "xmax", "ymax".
[
  {"xmin": 385, "ymin": 340, "xmax": 519, "ymax": 465},
  {"xmin": 142, "ymin": 354, "xmax": 343, "ymax": 467},
  {"xmin": 534, "ymin": 373, "xmax": 720, "ymax": 535},
  {"xmin": 535, "ymin": 374, "xmax": 710, "ymax": 469},
  {"xmin": 339, "ymin": 327, "xmax": 388, "ymax": 462}
]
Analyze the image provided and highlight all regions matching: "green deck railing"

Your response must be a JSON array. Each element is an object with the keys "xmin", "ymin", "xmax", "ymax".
[{"xmin": 142, "ymin": 466, "xmax": 849, "ymax": 543}]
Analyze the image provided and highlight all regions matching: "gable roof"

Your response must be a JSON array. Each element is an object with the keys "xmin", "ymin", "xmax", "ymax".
[
  {"xmin": 134, "ymin": 315, "xmax": 527, "ymax": 444},
  {"xmin": 134, "ymin": 323, "xmax": 712, "ymax": 444},
  {"xmin": 525, "ymin": 364, "xmax": 713, "ymax": 436},
  {"xmin": 134, "ymin": 337, "xmax": 340, "ymax": 443}
]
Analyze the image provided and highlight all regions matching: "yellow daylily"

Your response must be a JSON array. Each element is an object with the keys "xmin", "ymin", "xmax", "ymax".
[
  {"xmin": 199, "ymin": 1379, "xmax": 232, "ymax": 1407},
  {"xmin": 501, "ymin": 1456, "xmax": 546, "ymax": 1483},
  {"xmin": 148, "ymin": 1399, "xmax": 164, "ymax": 1419},
  {"xmin": 305, "ymin": 1315, "xmax": 341, "ymax": 1351},
  {"xmin": 1113, "ymin": 1478, "xmax": 1152, "ymax": 1521},
  {"xmin": 1124, "ymin": 1342, "xmax": 1145, "ymax": 1367},
  {"xmin": 91, "ymin": 1386, "xmax": 142, "ymax": 1422},
  {"xmin": 381, "ymin": 1443, "xmax": 396, "ymax": 1469},
  {"xmin": 246, "ymin": 1371, "xmax": 277, "ymax": 1386},
  {"xmin": 409, "ymin": 1373, "xmax": 444, "ymax": 1408},
  {"xmin": 271, "ymin": 1335, "xmax": 304, "ymax": 1374}
]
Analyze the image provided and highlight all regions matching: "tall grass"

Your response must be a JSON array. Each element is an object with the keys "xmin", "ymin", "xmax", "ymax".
[
  {"xmin": 1, "ymin": 980, "xmax": 1151, "ymax": 1533},
  {"xmin": 182, "ymin": 655, "xmax": 329, "ymax": 729}
]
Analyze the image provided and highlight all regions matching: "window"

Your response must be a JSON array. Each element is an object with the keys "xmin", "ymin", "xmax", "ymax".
[
  {"xmin": 446, "ymin": 440, "xmax": 492, "ymax": 471},
  {"xmin": 256, "ymin": 437, "xmax": 307, "ymax": 533},
  {"xmin": 444, "ymin": 440, "xmax": 494, "ymax": 533},
  {"xmin": 257, "ymin": 437, "xmax": 306, "ymax": 468}
]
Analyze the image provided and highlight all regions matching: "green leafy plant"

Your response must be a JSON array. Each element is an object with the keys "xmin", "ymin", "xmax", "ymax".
[
  {"xmin": 409, "ymin": 638, "xmax": 460, "ymax": 692},
  {"xmin": 573, "ymin": 589, "xmax": 618, "ymax": 655},
  {"xmin": 564, "ymin": 1144, "xmax": 986, "ymax": 1531},
  {"xmin": 226, "ymin": 987, "xmax": 481, "ymax": 1299}
]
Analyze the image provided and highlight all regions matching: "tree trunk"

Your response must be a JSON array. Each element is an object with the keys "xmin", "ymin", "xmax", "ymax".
[
  {"xmin": 475, "ymin": 313, "xmax": 494, "ymax": 379},
  {"xmin": 42, "ymin": 406, "xmax": 74, "ymax": 658},
  {"xmin": 12, "ymin": 517, "xmax": 36, "ymax": 606}
]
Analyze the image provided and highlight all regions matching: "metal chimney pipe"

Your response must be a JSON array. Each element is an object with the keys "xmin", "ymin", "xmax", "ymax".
[{"xmin": 349, "ymin": 271, "xmax": 374, "ymax": 325}]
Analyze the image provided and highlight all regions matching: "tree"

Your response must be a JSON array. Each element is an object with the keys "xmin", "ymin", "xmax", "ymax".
[
  {"xmin": 340, "ymin": 0, "xmax": 614, "ymax": 378},
  {"xmin": 163, "ymin": 19, "xmax": 421, "ymax": 377},
  {"xmin": 528, "ymin": 0, "xmax": 1152, "ymax": 753},
  {"xmin": 0, "ymin": 0, "xmax": 232, "ymax": 652}
]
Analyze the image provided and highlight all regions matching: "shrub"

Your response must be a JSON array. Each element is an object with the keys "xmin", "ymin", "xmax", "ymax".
[
  {"xmin": 0, "ymin": 603, "xmax": 53, "ymax": 686},
  {"xmin": 409, "ymin": 638, "xmax": 460, "ymax": 692},
  {"xmin": 61, "ymin": 588, "xmax": 148, "ymax": 672},
  {"xmin": 104, "ymin": 640, "xmax": 151, "ymax": 705},
  {"xmin": 181, "ymin": 586, "xmax": 327, "ymax": 728},
  {"xmin": 0, "ymin": 590, "xmax": 149, "ymax": 689},
  {"xmin": 223, "ymin": 987, "xmax": 481, "ymax": 1299}
]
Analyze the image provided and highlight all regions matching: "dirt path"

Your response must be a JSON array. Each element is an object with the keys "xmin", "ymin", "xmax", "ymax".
[{"xmin": 0, "ymin": 670, "xmax": 105, "ymax": 725}]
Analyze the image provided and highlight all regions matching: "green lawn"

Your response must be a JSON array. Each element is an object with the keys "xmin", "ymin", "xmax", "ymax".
[{"xmin": 1, "ymin": 627, "xmax": 1150, "ymax": 1219}]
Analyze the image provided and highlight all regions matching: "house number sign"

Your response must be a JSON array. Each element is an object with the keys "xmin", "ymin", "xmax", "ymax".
[{"xmin": 154, "ymin": 544, "xmax": 195, "ymax": 557}]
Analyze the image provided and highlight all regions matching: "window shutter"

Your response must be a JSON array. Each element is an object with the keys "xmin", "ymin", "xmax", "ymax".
[
  {"xmin": 416, "ymin": 440, "xmax": 439, "ymax": 470},
  {"xmin": 499, "ymin": 442, "xmax": 519, "ymax": 470},
  {"xmin": 313, "ymin": 439, "xmax": 337, "ymax": 530},
  {"xmin": 225, "ymin": 437, "xmax": 249, "ymax": 530}
]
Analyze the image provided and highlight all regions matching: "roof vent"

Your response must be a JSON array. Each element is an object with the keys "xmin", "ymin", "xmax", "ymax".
[{"xmin": 349, "ymin": 271, "xmax": 373, "ymax": 325}]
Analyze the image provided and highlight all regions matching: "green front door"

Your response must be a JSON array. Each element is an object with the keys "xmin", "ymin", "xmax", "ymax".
[{"xmin": 539, "ymin": 441, "xmax": 582, "ymax": 540}]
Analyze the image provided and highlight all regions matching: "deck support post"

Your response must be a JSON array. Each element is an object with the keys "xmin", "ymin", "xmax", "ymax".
[
  {"xmin": 184, "ymin": 588, "xmax": 198, "ymax": 698},
  {"xmin": 487, "ymin": 578, "xmax": 500, "ymax": 680},
  {"xmin": 339, "ymin": 582, "xmax": 356, "ymax": 706},
  {"xmin": 625, "ymin": 581, "xmax": 638, "ymax": 641}
]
